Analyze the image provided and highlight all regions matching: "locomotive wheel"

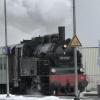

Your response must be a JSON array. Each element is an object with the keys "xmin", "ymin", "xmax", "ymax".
[
  {"xmin": 0, "ymin": 84, "xmax": 6, "ymax": 94},
  {"xmin": 78, "ymin": 81, "xmax": 88, "ymax": 92},
  {"xmin": 49, "ymin": 83, "xmax": 61, "ymax": 95},
  {"xmin": 78, "ymin": 83, "xmax": 84, "ymax": 92},
  {"xmin": 40, "ymin": 76, "xmax": 50, "ymax": 95},
  {"xmin": 50, "ymin": 85, "xmax": 58, "ymax": 95},
  {"xmin": 19, "ymin": 79, "xmax": 27, "ymax": 94}
]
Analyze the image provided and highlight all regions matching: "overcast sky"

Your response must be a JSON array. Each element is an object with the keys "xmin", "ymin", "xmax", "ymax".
[{"xmin": 0, "ymin": 0, "xmax": 100, "ymax": 47}]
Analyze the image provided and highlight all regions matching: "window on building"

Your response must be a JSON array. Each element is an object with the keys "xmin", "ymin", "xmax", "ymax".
[
  {"xmin": 4, "ymin": 63, "xmax": 6, "ymax": 70},
  {"xmin": 3, "ymin": 57, "xmax": 6, "ymax": 64},
  {"xmin": 0, "ymin": 64, "xmax": 2, "ymax": 70},
  {"xmin": 0, "ymin": 57, "xmax": 2, "ymax": 63}
]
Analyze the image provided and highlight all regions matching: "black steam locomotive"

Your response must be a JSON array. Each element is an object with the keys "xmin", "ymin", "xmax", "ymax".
[{"xmin": 1, "ymin": 27, "xmax": 88, "ymax": 95}]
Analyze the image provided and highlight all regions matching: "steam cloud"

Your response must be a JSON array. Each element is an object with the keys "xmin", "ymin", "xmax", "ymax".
[
  {"xmin": 0, "ymin": 0, "xmax": 72, "ymax": 46},
  {"xmin": 7, "ymin": 0, "xmax": 72, "ymax": 34}
]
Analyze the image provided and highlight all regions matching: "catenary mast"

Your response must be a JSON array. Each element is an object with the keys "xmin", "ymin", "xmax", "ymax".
[{"xmin": 4, "ymin": 0, "xmax": 9, "ymax": 97}]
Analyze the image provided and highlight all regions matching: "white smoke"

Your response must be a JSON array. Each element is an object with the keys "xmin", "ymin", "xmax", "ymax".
[
  {"xmin": 6, "ymin": 0, "xmax": 72, "ymax": 34},
  {"xmin": 0, "ymin": 0, "xmax": 72, "ymax": 46}
]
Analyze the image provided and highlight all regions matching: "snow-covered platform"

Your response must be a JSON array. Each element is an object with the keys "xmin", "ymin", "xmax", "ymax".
[
  {"xmin": 0, "ymin": 94, "xmax": 74, "ymax": 100},
  {"xmin": 82, "ymin": 91, "xmax": 98, "ymax": 96},
  {"xmin": 0, "ymin": 91, "xmax": 99, "ymax": 100}
]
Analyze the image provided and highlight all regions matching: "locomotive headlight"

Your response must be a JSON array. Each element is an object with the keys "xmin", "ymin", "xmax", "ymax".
[
  {"xmin": 64, "ymin": 44, "xmax": 67, "ymax": 48},
  {"xmin": 80, "ymin": 68, "xmax": 85, "ymax": 72},
  {"xmin": 51, "ymin": 68, "xmax": 56, "ymax": 73}
]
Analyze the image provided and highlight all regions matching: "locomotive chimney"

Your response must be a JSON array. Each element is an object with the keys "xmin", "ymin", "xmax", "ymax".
[{"xmin": 58, "ymin": 26, "xmax": 65, "ymax": 43}]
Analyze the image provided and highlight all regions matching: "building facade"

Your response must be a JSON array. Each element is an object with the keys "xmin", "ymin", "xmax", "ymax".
[{"xmin": 79, "ymin": 47, "xmax": 100, "ymax": 91}]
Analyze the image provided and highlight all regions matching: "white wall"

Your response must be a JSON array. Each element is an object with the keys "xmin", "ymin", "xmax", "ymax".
[{"xmin": 79, "ymin": 47, "xmax": 100, "ymax": 91}]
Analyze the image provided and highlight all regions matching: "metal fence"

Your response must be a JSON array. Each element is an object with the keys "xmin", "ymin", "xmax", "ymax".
[{"xmin": 79, "ymin": 47, "xmax": 100, "ymax": 91}]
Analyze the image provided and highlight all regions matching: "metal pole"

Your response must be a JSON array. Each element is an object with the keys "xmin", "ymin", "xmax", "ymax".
[
  {"xmin": 73, "ymin": 0, "xmax": 76, "ymax": 35},
  {"xmin": 4, "ymin": 0, "xmax": 9, "ymax": 97},
  {"xmin": 74, "ymin": 47, "xmax": 79, "ymax": 98},
  {"xmin": 73, "ymin": 0, "xmax": 79, "ymax": 100}
]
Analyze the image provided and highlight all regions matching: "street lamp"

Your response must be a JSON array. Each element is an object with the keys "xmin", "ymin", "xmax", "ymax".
[{"xmin": 4, "ymin": 0, "xmax": 9, "ymax": 97}]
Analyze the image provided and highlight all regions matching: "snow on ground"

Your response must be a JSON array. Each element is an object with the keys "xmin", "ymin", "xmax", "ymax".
[
  {"xmin": 82, "ymin": 91, "xmax": 98, "ymax": 94},
  {"xmin": 0, "ymin": 94, "xmax": 74, "ymax": 100},
  {"xmin": 0, "ymin": 91, "xmax": 97, "ymax": 100}
]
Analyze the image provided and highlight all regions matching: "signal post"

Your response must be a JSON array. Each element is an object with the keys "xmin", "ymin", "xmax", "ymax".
[
  {"xmin": 70, "ymin": 35, "xmax": 81, "ymax": 100},
  {"xmin": 72, "ymin": 0, "xmax": 81, "ymax": 100}
]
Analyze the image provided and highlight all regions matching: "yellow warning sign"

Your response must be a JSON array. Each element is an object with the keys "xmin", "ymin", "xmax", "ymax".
[{"xmin": 70, "ymin": 35, "xmax": 81, "ymax": 47}]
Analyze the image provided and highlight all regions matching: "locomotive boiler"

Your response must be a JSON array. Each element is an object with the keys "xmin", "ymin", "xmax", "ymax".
[{"xmin": 0, "ymin": 27, "xmax": 88, "ymax": 95}]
